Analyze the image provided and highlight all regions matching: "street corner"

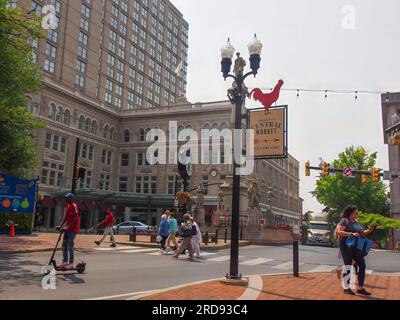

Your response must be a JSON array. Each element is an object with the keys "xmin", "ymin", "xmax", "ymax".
[
  {"xmin": 257, "ymin": 273, "xmax": 400, "ymax": 301},
  {"xmin": 138, "ymin": 279, "xmax": 249, "ymax": 301}
]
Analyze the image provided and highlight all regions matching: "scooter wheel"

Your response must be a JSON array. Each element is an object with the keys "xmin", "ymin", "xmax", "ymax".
[{"xmin": 77, "ymin": 263, "xmax": 86, "ymax": 274}]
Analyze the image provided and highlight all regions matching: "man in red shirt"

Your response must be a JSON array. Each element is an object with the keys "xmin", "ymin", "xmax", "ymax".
[
  {"xmin": 58, "ymin": 193, "xmax": 81, "ymax": 270},
  {"xmin": 95, "ymin": 209, "xmax": 116, "ymax": 248}
]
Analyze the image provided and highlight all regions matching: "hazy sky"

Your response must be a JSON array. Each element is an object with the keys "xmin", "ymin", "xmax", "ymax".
[{"xmin": 171, "ymin": 0, "xmax": 400, "ymax": 213}]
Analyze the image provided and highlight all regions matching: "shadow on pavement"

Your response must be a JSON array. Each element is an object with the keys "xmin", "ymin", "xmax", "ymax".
[{"xmin": 0, "ymin": 253, "xmax": 43, "ymax": 293}]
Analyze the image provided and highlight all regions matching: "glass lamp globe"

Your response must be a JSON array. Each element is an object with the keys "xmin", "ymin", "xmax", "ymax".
[
  {"xmin": 220, "ymin": 38, "xmax": 236, "ymax": 59},
  {"xmin": 248, "ymin": 34, "xmax": 263, "ymax": 56}
]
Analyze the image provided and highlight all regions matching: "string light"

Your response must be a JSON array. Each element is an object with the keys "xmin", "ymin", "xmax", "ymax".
[{"xmin": 250, "ymin": 87, "xmax": 397, "ymax": 101}]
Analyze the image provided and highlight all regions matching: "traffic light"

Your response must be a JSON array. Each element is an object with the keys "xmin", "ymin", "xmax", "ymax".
[
  {"xmin": 371, "ymin": 168, "xmax": 380, "ymax": 183},
  {"xmin": 74, "ymin": 165, "xmax": 86, "ymax": 179},
  {"xmin": 322, "ymin": 162, "xmax": 330, "ymax": 177},
  {"xmin": 361, "ymin": 174, "xmax": 368, "ymax": 184},
  {"xmin": 305, "ymin": 161, "xmax": 310, "ymax": 177}
]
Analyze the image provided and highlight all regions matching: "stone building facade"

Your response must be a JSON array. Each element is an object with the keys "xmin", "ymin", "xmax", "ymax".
[
  {"xmin": 381, "ymin": 92, "xmax": 400, "ymax": 249},
  {"xmin": 13, "ymin": 0, "xmax": 302, "ymax": 230}
]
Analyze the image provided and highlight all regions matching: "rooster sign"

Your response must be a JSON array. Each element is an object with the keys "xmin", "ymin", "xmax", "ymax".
[{"xmin": 250, "ymin": 80, "xmax": 284, "ymax": 114}]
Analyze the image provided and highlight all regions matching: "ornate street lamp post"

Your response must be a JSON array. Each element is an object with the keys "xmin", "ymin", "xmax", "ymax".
[{"xmin": 220, "ymin": 35, "xmax": 263, "ymax": 281}]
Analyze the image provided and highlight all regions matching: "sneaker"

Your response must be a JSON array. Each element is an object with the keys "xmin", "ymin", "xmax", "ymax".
[
  {"xmin": 343, "ymin": 289, "xmax": 356, "ymax": 296},
  {"xmin": 357, "ymin": 289, "xmax": 372, "ymax": 296},
  {"xmin": 64, "ymin": 264, "xmax": 74, "ymax": 270},
  {"xmin": 110, "ymin": 244, "xmax": 116, "ymax": 248},
  {"xmin": 94, "ymin": 241, "xmax": 100, "ymax": 246}
]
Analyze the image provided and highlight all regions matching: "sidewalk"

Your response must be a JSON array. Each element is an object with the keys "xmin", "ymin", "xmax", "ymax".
[
  {"xmin": 0, "ymin": 233, "xmax": 250, "ymax": 254},
  {"xmin": 139, "ymin": 273, "xmax": 400, "ymax": 301}
]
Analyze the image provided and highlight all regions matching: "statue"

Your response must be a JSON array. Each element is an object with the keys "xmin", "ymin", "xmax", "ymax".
[
  {"xmin": 248, "ymin": 179, "xmax": 260, "ymax": 210},
  {"xmin": 196, "ymin": 183, "xmax": 205, "ymax": 209},
  {"xmin": 233, "ymin": 52, "xmax": 246, "ymax": 77}
]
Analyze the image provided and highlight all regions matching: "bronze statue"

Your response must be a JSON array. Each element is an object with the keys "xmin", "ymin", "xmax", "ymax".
[
  {"xmin": 248, "ymin": 179, "xmax": 260, "ymax": 210},
  {"xmin": 233, "ymin": 52, "xmax": 246, "ymax": 77}
]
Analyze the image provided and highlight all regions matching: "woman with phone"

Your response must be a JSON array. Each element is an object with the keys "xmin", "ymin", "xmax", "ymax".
[{"xmin": 336, "ymin": 205, "xmax": 376, "ymax": 296}]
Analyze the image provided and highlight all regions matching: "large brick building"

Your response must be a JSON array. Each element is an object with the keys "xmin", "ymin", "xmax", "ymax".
[
  {"xmin": 13, "ymin": 0, "xmax": 302, "ymax": 230},
  {"xmin": 381, "ymin": 92, "xmax": 400, "ymax": 249}
]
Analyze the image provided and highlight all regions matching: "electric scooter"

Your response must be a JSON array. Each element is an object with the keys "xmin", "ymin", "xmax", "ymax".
[{"xmin": 43, "ymin": 228, "xmax": 86, "ymax": 275}]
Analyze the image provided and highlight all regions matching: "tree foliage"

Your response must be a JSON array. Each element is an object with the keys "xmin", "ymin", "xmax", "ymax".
[
  {"xmin": 0, "ymin": 1, "xmax": 45, "ymax": 178},
  {"xmin": 313, "ymin": 146, "xmax": 390, "ymax": 225}
]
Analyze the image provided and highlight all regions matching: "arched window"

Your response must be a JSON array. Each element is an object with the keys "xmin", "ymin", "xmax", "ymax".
[
  {"xmin": 139, "ymin": 128, "xmax": 145, "ymax": 142},
  {"xmin": 177, "ymin": 126, "xmax": 184, "ymax": 138},
  {"xmin": 63, "ymin": 110, "xmax": 70, "ymax": 126},
  {"xmin": 185, "ymin": 125, "xmax": 193, "ymax": 139},
  {"xmin": 103, "ymin": 125, "xmax": 110, "ymax": 139},
  {"xmin": 48, "ymin": 103, "xmax": 56, "ymax": 120},
  {"xmin": 110, "ymin": 127, "xmax": 115, "ymax": 141},
  {"xmin": 85, "ymin": 118, "xmax": 91, "ymax": 133},
  {"xmin": 123, "ymin": 129, "xmax": 130, "ymax": 142},
  {"xmin": 91, "ymin": 120, "xmax": 97, "ymax": 135},
  {"xmin": 79, "ymin": 116, "xmax": 85, "ymax": 130},
  {"xmin": 55, "ymin": 107, "xmax": 63, "ymax": 123}
]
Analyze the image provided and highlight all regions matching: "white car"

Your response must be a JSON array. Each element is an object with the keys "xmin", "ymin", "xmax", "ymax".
[{"xmin": 112, "ymin": 221, "xmax": 154, "ymax": 234}]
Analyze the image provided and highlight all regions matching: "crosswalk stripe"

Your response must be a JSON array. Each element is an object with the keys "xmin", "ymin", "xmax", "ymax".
[
  {"xmin": 119, "ymin": 249, "xmax": 160, "ymax": 254},
  {"xmin": 307, "ymin": 265, "xmax": 336, "ymax": 273},
  {"xmin": 272, "ymin": 261, "xmax": 305, "ymax": 270},
  {"xmin": 93, "ymin": 246, "xmax": 140, "ymax": 251},
  {"xmin": 240, "ymin": 258, "xmax": 274, "ymax": 266},
  {"xmin": 208, "ymin": 255, "xmax": 243, "ymax": 262}
]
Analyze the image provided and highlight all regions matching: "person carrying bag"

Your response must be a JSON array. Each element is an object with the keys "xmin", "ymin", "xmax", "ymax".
[{"xmin": 173, "ymin": 213, "xmax": 196, "ymax": 260}]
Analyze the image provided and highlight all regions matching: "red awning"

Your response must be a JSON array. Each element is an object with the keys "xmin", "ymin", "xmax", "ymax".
[{"xmin": 42, "ymin": 196, "xmax": 57, "ymax": 208}]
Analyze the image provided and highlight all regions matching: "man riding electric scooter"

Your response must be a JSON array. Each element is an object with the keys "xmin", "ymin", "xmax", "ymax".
[{"xmin": 57, "ymin": 193, "xmax": 81, "ymax": 270}]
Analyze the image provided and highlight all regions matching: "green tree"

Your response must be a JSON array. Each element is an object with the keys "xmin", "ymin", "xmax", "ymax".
[
  {"xmin": 313, "ymin": 146, "xmax": 390, "ymax": 225},
  {"xmin": 0, "ymin": 1, "xmax": 44, "ymax": 178}
]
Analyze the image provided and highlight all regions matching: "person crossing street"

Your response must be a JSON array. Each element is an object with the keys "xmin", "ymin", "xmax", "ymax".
[{"xmin": 95, "ymin": 209, "xmax": 116, "ymax": 248}]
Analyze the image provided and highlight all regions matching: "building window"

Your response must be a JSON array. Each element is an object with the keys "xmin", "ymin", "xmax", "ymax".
[
  {"xmin": 101, "ymin": 150, "xmax": 113, "ymax": 165},
  {"xmin": 45, "ymin": 133, "xmax": 66, "ymax": 153},
  {"xmin": 120, "ymin": 153, "xmax": 129, "ymax": 166},
  {"xmin": 119, "ymin": 177, "xmax": 128, "ymax": 192},
  {"xmin": 41, "ymin": 161, "xmax": 64, "ymax": 187},
  {"xmin": 78, "ymin": 170, "xmax": 92, "ymax": 190},
  {"xmin": 80, "ymin": 143, "xmax": 94, "ymax": 161},
  {"xmin": 99, "ymin": 174, "xmax": 111, "ymax": 191},
  {"xmin": 44, "ymin": 59, "xmax": 55, "ymax": 73},
  {"xmin": 123, "ymin": 129, "xmax": 130, "ymax": 142},
  {"xmin": 202, "ymin": 175, "xmax": 209, "ymax": 195}
]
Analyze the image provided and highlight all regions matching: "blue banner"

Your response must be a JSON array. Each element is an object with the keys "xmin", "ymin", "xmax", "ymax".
[{"xmin": 0, "ymin": 173, "xmax": 37, "ymax": 213}]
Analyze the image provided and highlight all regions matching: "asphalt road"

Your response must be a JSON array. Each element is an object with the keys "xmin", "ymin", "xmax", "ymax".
[{"xmin": 0, "ymin": 245, "xmax": 399, "ymax": 300}]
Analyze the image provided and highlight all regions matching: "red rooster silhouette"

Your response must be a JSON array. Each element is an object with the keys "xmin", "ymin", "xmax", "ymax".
[{"xmin": 250, "ymin": 80, "xmax": 284, "ymax": 114}]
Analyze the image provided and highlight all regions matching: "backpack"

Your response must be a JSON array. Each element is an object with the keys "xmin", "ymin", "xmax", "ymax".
[{"xmin": 180, "ymin": 222, "xmax": 197, "ymax": 238}]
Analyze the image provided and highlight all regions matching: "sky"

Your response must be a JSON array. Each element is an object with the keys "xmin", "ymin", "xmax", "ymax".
[{"xmin": 170, "ymin": 0, "xmax": 400, "ymax": 214}]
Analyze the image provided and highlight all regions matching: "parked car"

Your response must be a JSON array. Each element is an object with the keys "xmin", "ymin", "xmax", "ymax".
[{"xmin": 112, "ymin": 221, "xmax": 155, "ymax": 235}]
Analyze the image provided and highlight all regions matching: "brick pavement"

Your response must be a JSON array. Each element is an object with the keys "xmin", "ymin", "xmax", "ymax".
[{"xmin": 139, "ymin": 273, "xmax": 400, "ymax": 300}]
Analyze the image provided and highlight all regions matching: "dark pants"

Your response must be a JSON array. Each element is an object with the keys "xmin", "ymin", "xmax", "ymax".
[
  {"xmin": 340, "ymin": 244, "xmax": 366, "ymax": 287},
  {"xmin": 62, "ymin": 231, "xmax": 76, "ymax": 264},
  {"xmin": 160, "ymin": 236, "xmax": 168, "ymax": 249}
]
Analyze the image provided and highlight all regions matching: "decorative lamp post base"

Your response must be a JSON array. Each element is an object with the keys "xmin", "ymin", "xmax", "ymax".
[{"xmin": 220, "ymin": 275, "xmax": 249, "ymax": 287}]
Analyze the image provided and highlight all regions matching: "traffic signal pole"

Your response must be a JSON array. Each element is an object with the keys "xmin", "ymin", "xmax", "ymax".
[{"xmin": 71, "ymin": 138, "xmax": 80, "ymax": 194}]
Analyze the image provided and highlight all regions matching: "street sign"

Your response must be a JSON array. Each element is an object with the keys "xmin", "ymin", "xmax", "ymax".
[
  {"xmin": 293, "ymin": 225, "xmax": 300, "ymax": 235},
  {"xmin": 248, "ymin": 105, "xmax": 288, "ymax": 160},
  {"xmin": 343, "ymin": 167, "xmax": 353, "ymax": 177}
]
